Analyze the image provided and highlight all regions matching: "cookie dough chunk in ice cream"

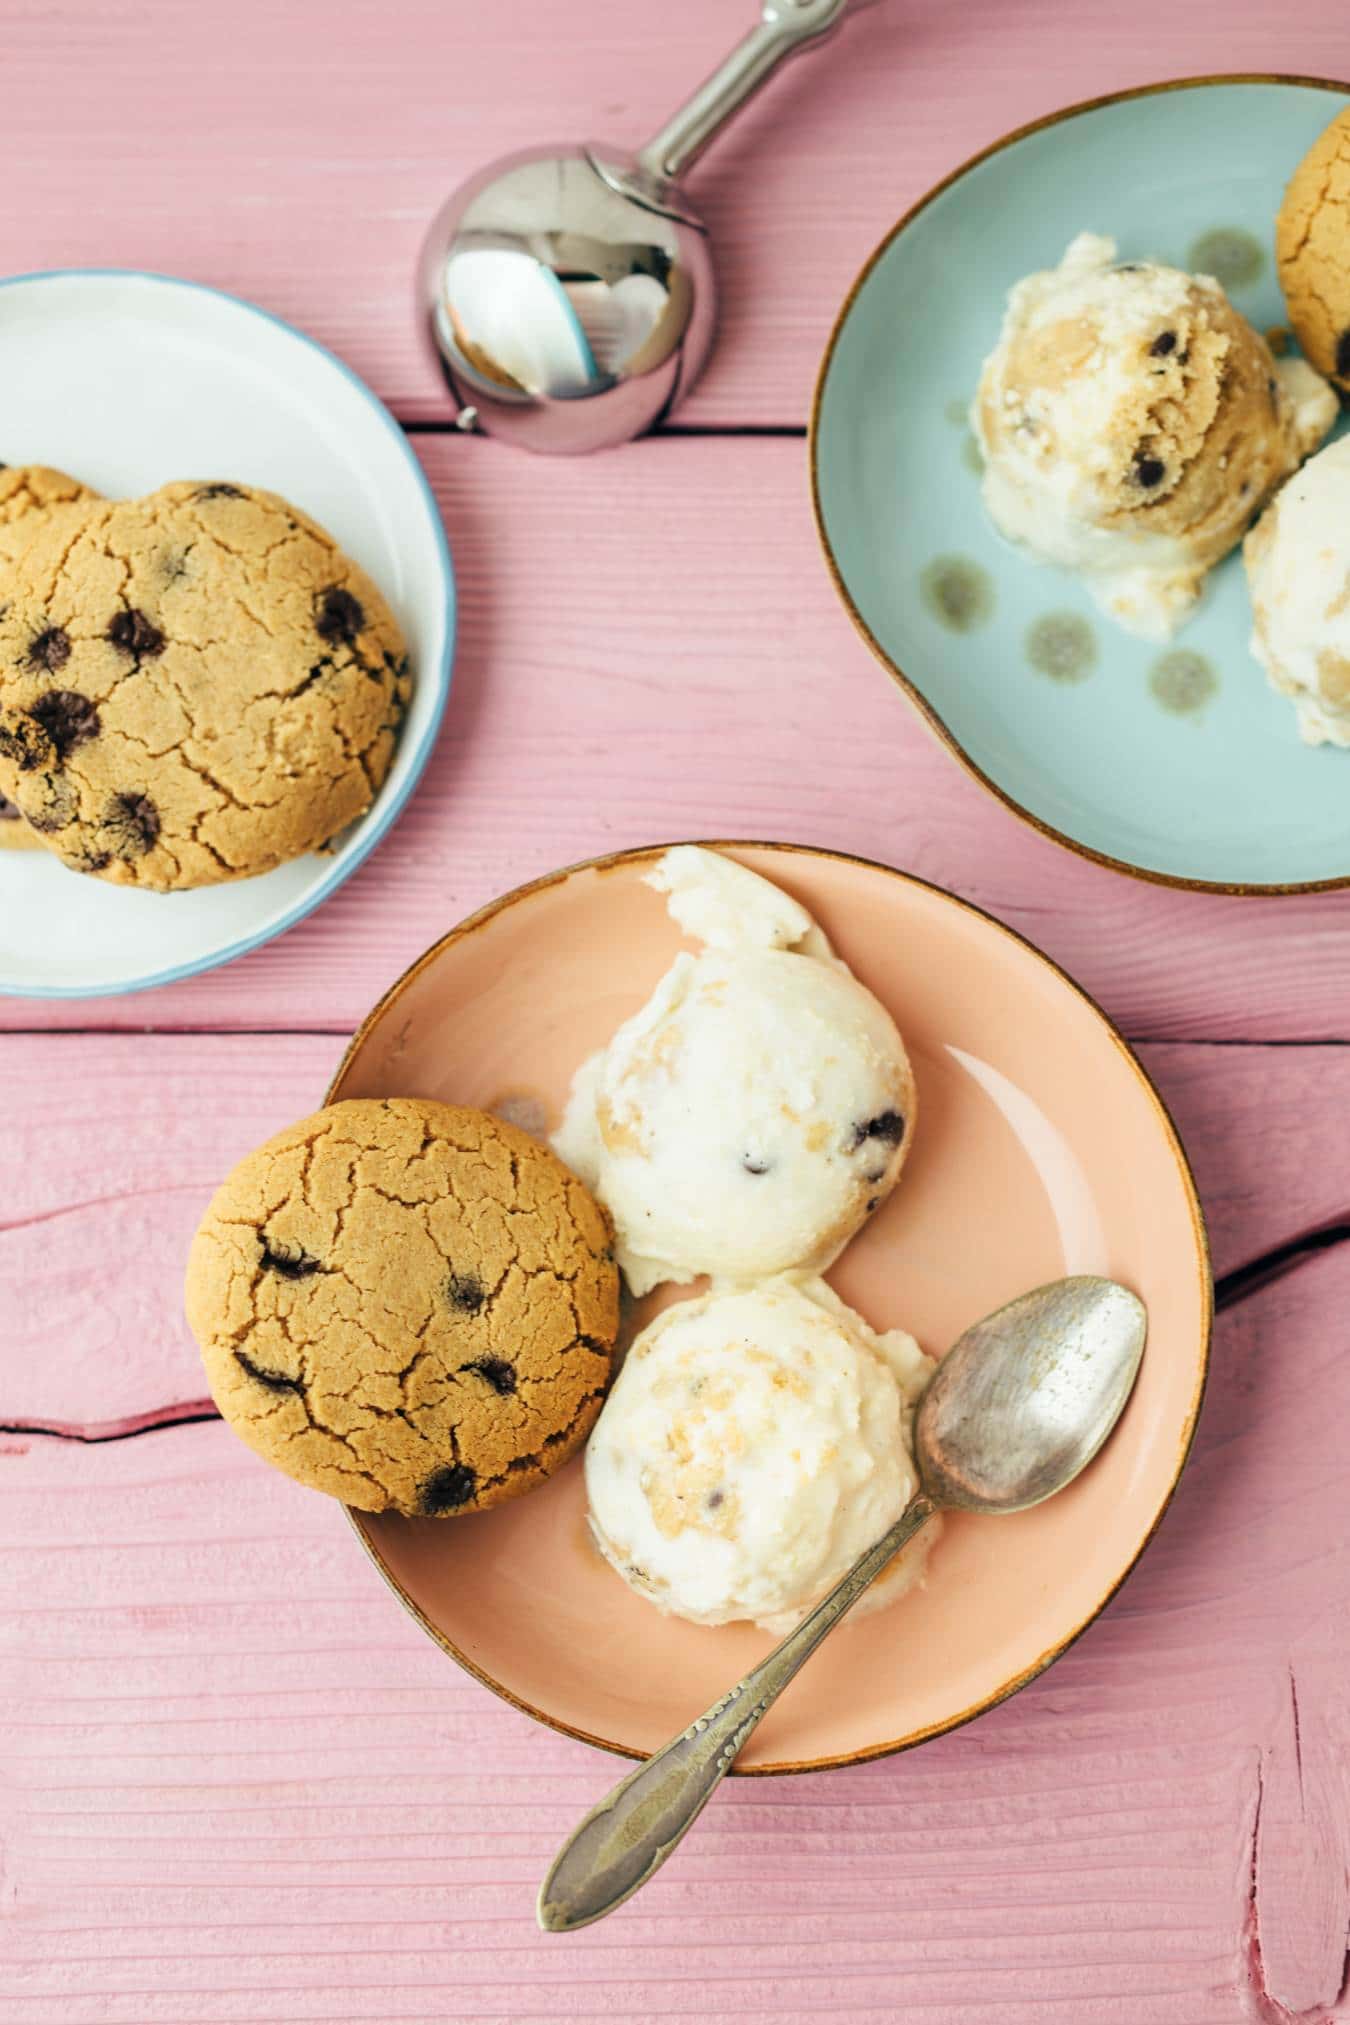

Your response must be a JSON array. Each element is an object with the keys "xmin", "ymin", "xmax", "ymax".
[
  {"xmin": 1245, "ymin": 436, "xmax": 1350, "ymax": 745},
  {"xmin": 585, "ymin": 1277, "xmax": 938, "ymax": 1633},
  {"xmin": 973, "ymin": 232, "xmax": 1336, "ymax": 639},
  {"xmin": 553, "ymin": 847, "xmax": 916, "ymax": 1295}
]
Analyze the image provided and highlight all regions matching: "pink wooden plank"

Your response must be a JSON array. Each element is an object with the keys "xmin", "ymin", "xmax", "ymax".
[
  {"xmin": 0, "ymin": 1027, "xmax": 1344, "ymax": 1434},
  {"xmin": 3, "ymin": 1, "xmax": 1348, "ymax": 428},
  {"xmin": 5, "ymin": 1248, "xmax": 1349, "ymax": 2023},
  {"xmin": 0, "ymin": 1036, "xmax": 330, "ymax": 1436},
  {"xmin": 5, "ymin": 437, "xmax": 1350, "ymax": 1042}
]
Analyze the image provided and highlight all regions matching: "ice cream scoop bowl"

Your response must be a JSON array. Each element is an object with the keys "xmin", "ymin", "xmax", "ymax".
[
  {"xmin": 539, "ymin": 1274, "xmax": 1147, "ymax": 1932},
  {"xmin": 418, "ymin": 0, "xmax": 876, "ymax": 452}
]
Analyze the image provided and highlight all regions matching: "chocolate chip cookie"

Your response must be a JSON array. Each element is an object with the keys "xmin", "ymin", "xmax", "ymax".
[
  {"xmin": 1277, "ymin": 106, "xmax": 1350, "ymax": 394},
  {"xmin": 0, "ymin": 482, "xmax": 410, "ymax": 889},
  {"xmin": 0, "ymin": 467, "xmax": 100, "ymax": 853},
  {"xmin": 186, "ymin": 1099, "xmax": 619, "ymax": 1515}
]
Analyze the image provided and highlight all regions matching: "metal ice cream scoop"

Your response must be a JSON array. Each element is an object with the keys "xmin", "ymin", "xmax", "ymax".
[
  {"xmin": 538, "ymin": 1274, "xmax": 1148, "ymax": 1931},
  {"xmin": 419, "ymin": 0, "xmax": 875, "ymax": 453}
]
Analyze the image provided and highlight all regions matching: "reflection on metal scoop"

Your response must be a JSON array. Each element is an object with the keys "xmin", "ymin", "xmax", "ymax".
[{"xmin": 419, "ymin": 1, "xmax": 874, "ymax": 452}]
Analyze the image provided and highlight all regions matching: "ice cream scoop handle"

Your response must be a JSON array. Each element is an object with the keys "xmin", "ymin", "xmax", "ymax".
[
  {"xmin": 536, "ymin": 1490, "xmax": 937, "ymax": 1933},
  {"xmin": 636, "ymin": 0, "xmax": 865, "ymax": 184}
]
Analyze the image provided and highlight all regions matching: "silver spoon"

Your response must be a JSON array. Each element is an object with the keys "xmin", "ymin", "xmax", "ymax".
[
  {"xmin": 419, "ymin": 0, "xmax": 877, "ymax": 454},
  {"xmin": 538, "ymin": 1274, "xmax": 1147, "ymax": 1933}
]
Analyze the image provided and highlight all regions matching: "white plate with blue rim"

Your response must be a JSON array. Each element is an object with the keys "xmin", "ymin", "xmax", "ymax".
[{"xmin": 0, "ymin": 270, "xmax": 455, "ymax": 997}]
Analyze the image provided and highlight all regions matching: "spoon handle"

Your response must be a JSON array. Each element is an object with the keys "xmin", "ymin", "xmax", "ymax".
[
  {"xmin": 537, "ymin": 1489, "xmax": 936, "ymax": 1933},
  {"xmin": 636, "ymin": 0, "xmax": 865, "ymax": 184}
]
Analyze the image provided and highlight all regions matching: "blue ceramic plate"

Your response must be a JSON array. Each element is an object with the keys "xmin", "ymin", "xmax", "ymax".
[
  {"xmin": 812, "ymin": 77, "xmax": 1350, "ymax": 893},
  {"xmin": 0, "ymin": 272, "xmax": 455, "ymax": 996}
]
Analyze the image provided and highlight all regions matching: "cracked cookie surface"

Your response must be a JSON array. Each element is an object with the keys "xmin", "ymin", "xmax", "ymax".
[
  {"xmin": 186, "ymin": 1099, "xmax": 620, "ymax": 1515},
  {"xmin": 1278, "ymin": 106, "xmax": 1350, "ymax": 393},
  {"xmin": 0, "ymin": 481, "xmax": 410, "ymax": 889},
  {"xmin": 0, "ymin": 466, "xmax": 100, "ymax": 853}
]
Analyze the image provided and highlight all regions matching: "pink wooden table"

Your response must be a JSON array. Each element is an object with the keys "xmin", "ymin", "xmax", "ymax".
[{"xmin": 5, "ymin": 3, "xmax": 1350, "ymax": 2019}]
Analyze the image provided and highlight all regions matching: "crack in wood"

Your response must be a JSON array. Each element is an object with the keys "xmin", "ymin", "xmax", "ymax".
[
  {"xmin": 1246, "ymin": 1662, "xmax": 1350, "ymax": 2020},
  {"xmin": 0, "ymin": 1401, "xmax": 219, "ymax": 1444},
  {"xmin": 1130, "ymin": 1036, "xmax": 1350, "ymax": 1049},
  {"xmin": 398, "ymin": 419, "xmax": 809, "ymax": 440},
  {"xmin": 0, "ymin": 1023, "xmax": 354, "ymax": 1039},
  {"xmin": 7, "ymin": 1214, "xmax": 1350, "ymax": 1444},
  {"xmin": 1214, "ymin": 1218, "xmax": 1350, "ymax": 1313},
  {"xmin": 1245, "ymin": 1753, "xmax": 1277, "ymax": 2021},
  {"xmin": 0, "ymin": 1179, "xmax": 208, "ymax": 1236}
]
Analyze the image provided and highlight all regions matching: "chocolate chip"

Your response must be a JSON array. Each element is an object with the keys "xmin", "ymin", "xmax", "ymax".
[
  {"xmin": 420, "ymin": 1462, "xmax": 477, "ymax": 1514},
  {"xmin": 234, "ymin": 1350, "xmax": 303, "ymax": 1394},
  {"xmin": 1148, "ymin": 331, "xmax": 1177, "ymax": 358},
  {"xmin": 445, "ymin": 1272, "xmax": 485, "ymax": 1315},
  {"xmin": 1115, "ymin": 263, "xmax": 1144, "ymax": 274},
  {"xmin": 0, "ymin": 712, "xmax": 54, "ymax": 774},
  {"xmin": 866, "ymin": 1195, "xmax": 880, "ymax": 1214},
  {"xmin": 850, "ymin": 1110, "xmax": 906, "ymax": 1150},
  {"xmin": 706, "ymin": 1489, "xmax": 724, "ymax": 1511},
  {"xmin": 259, "ymin": 1240, "xmax": 320, "ymax": 1280},
  {"xmin": 1337, "ymin": 331, "xmax": 1350, "ymax": 379},
  {"xmin": 1133, "ymin": 455, "xmax": 1166, "ymax": 489},
  {"xmin": 26, "ymin": 774, "xmax": 77, "ymax": 833},
  {"xmin": 194, "ymin": 483, "xmax": 246, "ymax": 501},
  {"xmin": 0, "ymin": 796, "xmax": 19, "ymax": 821},
  {"xmin": 29, "ymin": 689, "xmax": 99, "ymax": 758},
  {"xmin": 107, "ymin": 609, "xmax": 166, "ymax": 657},
  {"xmin": 100, "ymin": 791, "xmax": 160, "ymax": 860},
  {"xmin": 26, "ymin": 626, "xmax": 71, "ymax": 673},
  {"xmin": 315, "ymin": 586, "xmax": 365, "ymax": 643},
  {"xmin": 463, "ymin": 1357, "xmax": 516, "ymax": 1396},
  {"xmin": 742, "ymin": 1155, "xmax": 772, "ymax": 1176}
]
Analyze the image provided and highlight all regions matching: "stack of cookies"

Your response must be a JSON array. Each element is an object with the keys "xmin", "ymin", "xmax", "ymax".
[{"xmin": 0, "ymin": 467, "xmax": 411, "ymax": 890}]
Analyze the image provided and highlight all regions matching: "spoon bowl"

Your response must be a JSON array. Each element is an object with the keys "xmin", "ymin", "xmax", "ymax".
[{"xmin": 917, "ymin": 1276, "xmax": 1148, "ymax": 1514}]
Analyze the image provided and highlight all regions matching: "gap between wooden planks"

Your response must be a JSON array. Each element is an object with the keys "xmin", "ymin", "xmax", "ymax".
[
  {"xmin": 3, "ymin": 1246, "xmax": 1348, "ymax": 2024},
  {"xmin": 6, "ymin": 0, "xmax": 1350, "ymax": 430},
  {"xmin": 6, "ymin": 435, "xmax": 1350, "ymax": 1042},
  {"xmin": 1, "ymin": 1028, "xmax": 1347, "ymax": 1434}
]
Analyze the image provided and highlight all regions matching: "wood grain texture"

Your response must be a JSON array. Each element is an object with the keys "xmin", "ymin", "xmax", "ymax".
[
  {"xmin": 4, "ymin": 1248, "xmax": 1350, "ymax": 2024},
  {"xmin": 3, "ymin": 1030, "xmax": 1350, "ymax": 1435},
  {"xmin": 7, "ymin": 437, "xmax": 1350, "ymax": 1042},
  {"xmin": 5, "ymin": 2, "xmax": 1350, "ymax": 2017},
  {"xmin": 5, "ymin": 0, "xmax": 1348, "ymax": 429}
]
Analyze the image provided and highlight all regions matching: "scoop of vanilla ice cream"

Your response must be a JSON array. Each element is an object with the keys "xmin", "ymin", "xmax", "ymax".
[
  {"xmin": 973, "ymin": 232, "xmax": 1336, "ymax": 640},
  {"xmin": 1245, "ymin": 435, "xmax": 1350, "ymax": 745},
  {"xmin": 585, "ymin": 1276, "xmax": 938, "ymax": 1633},
  {"xmin": 553, "ymin": 847, "xmax": 915, "ymax": 1295}
]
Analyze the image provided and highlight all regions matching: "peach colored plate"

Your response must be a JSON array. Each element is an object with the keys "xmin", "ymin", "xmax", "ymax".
[{"xmin": 329, "ymin": 842, "xmax": 1211, "ymax": 1774}]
